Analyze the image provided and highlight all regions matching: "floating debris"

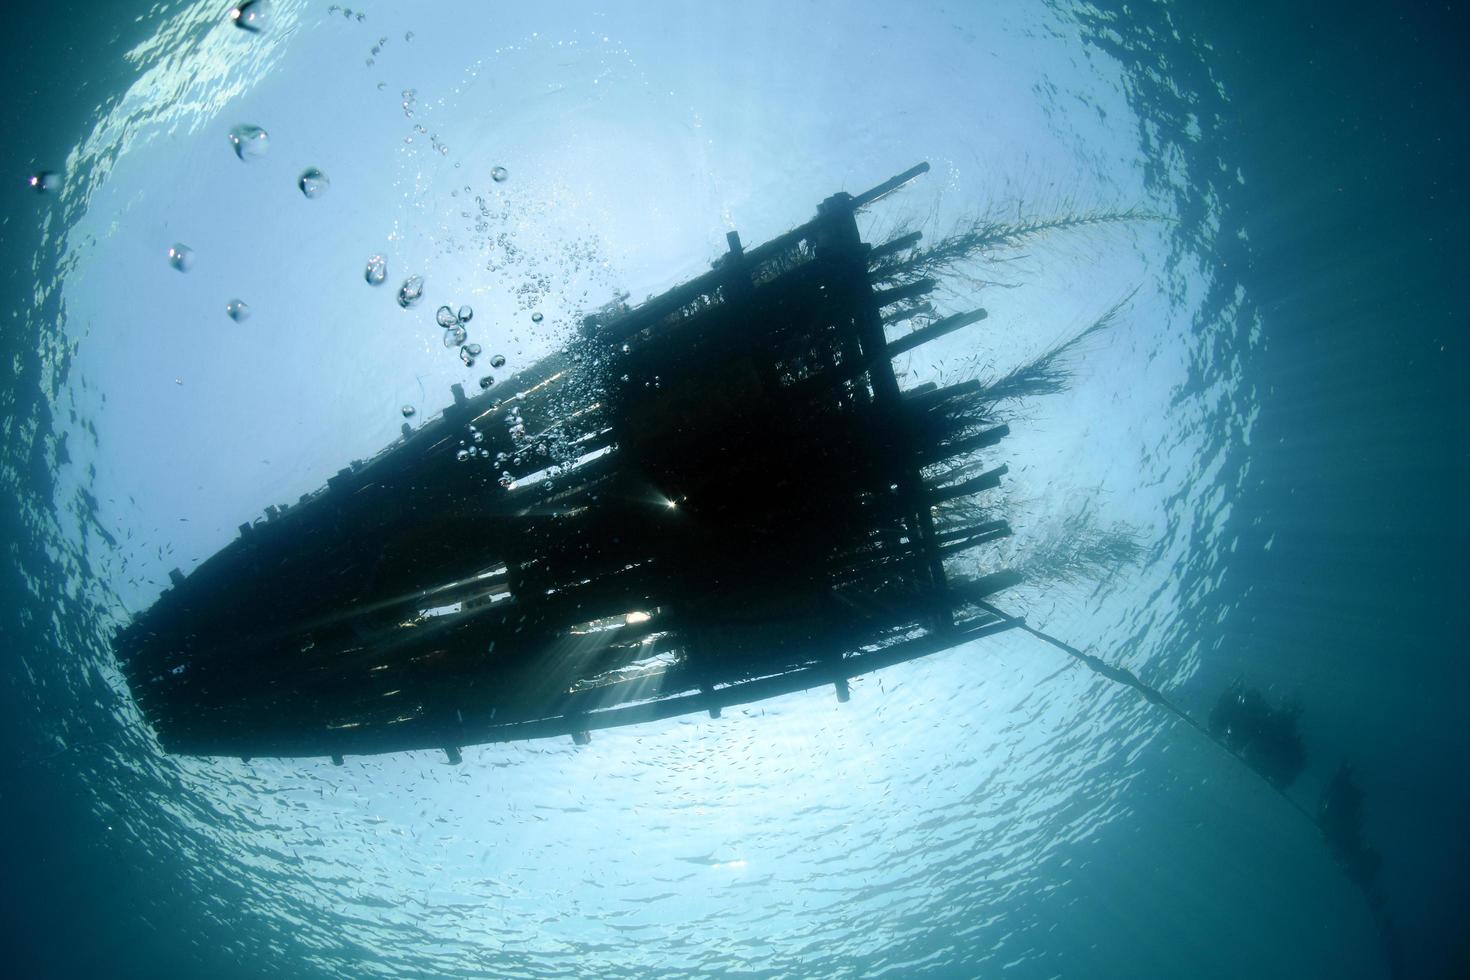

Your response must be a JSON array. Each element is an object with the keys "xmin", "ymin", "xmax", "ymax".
[
  {"xmin": 478, "ymin": 375, "xmax": 494, "ymax": 390},
  {"xmin": 444, "ymin": 325, "xmax": 467, "ymax": 347},
  {"xmin": 457, "ymin": 304, "xmax": 473, "ymax": 323},
  {"xmin": 401, "ymin": 405, "xmax": 415, "ymax": 418},
  {"xmin": 229, "ymin": 0, "xmax": 264, "ymax": 32},
  {"xmin": 491, "ymin": 166, "xmax": 509, "ymax": 183},
  {"xmin": 364, "ymin": 254, "xmax": 387, "ymax": 286},
  {"xmin": 489, "ymin": 354, "xmax": 506, "ymax": 368},
  {"xmin": 167, "ymin": 244, "xmax": 194, "ymax": 272},
  {"xmin": 298, "ymin": 168, "xmax": 330, "ymax": 199},
  {"xmin": 226, "ymin": 300, "xmax": 251, "ymax": 322},
  {"xmin": 531, "ymin": 311, "xmax": 543, "ymax": 323},
  {"xmin": 226, "ymin": 125, "xmax": 269, "ymax": 161},
  {"xmin": 28, "ymin": 171, "xmax": 60, "ymax": 194},
  {"xmin": 397, "ymin": 275, "xmax": 424, "ymax": 308},
  {"xmin": 435, "ymin": 306, "xmax": 457, "ymax": 328}
]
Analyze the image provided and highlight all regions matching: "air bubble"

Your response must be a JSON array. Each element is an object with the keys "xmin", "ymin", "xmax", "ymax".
[
  {"xmin": 463, "ymin": 343, "xmax": 482, "ymax": 356},
  {"xmin": 444, "ymin": 325, "xmax": 467, "ymax": 347},
  {"xmin": 226, "ymin": 124, "xmax": 269, "ymax": 161},
  {"xmin": 226, "ymin": 299, "xmax": 250, "ymax": 322},
  {"xmin": 401, "ymin": 405, "xmax": 416, "ymax": 418},
  {"xmin": 167, "ymin": 244, "xmax": 194, "ymax": 272},
  {"xmin": 479, "ymin": 375, "xmax": 494, "ymax": 390},
  {"xmin": 458, "ymin": 345, "xmax": 475, "ymax": 366},
  {"xmin": 365, "ymin": 254, "xmax": 387, "ymax": 285},
  {"xmin": 436, "ymin": 305, "xmax": 458, "ymax": 328},
  {"xmin": 491, "ymin": 166, "xmax": 509, "ymax": 183},
  {"xmin": 397, "ymin": 275, "xmax": 425, "ymax": 308},
  {"xmin": 28, "ymin": 171, "xmax": 61, "ymax": 194},
  {"xmin": 298, "ymin": 168, "xmax": 330, "ymax": 198},
  {"xmin": 457, "ymin": 304, "xmax": 473, "ymax": 323},
  {"xmin": 531, "ymin": 311, "xmax": 543, "ymax": 323},
  {"xmin": 229, "ymin": 0, "xmax": 263, "ymax": 32},
  {"xmin": 490, "ymin": 354, "xmax": 506, "ymax": 368}
]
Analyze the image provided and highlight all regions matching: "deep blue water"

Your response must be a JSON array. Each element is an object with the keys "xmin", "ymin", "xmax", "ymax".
[{"xmin": 2, "ymin": 2, "xmax": 1466, "ymax": 978}]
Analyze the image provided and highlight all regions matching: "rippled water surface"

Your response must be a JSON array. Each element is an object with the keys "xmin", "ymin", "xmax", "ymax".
[{"xmin": 3, "ymin": 2, "xmax": 1466, "ymax": 978}]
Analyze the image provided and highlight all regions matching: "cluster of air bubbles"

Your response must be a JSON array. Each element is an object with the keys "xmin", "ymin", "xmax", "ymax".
[
  {"xmin": 365, "ymin": 254, "xmax": 387, "ymax": 285},
  {"xmin": 434, "ymin": 304, "xmax": 478, "ymax": 360},
  {"xmin": 506, "ymin": 406, "xmax": 526, "ymax": 445},
  {"xmin": 28, "ymin": 171, "xmax": 60, "ymax": 194},
  {"xmin": 226, "ymin": 299, "xmax": 250, "ymax": 322},
  {"xmin": 167, "ymin": 244, "xmax": 194, "ymax": 272},
  {"xmin": 456, "ymin": 424, "xmax": 493, "ymax": 463},
  {"xmin": 365, "ymin": 32, "xmax": 388, "ymax": 66},
  {"xmin": 298, "ymin": 167, "xmax": 330, "ymax": 198},
  {"xmin": 227, "ymin": 124, "xmax": 269, "ymax": 161},
  {"xmin": 401, "ymin": 89, "xmax": 416, "ymax": 118},
  {"xmin": 397, "ymin": 275, "xmax": 424, "ymax": 308},
  {"xmin": 401, "ymin": 405, "xmax": 415, "ymax": 418},
  {"xmin": 229, "ymin": 0, "xmax": 263, "ymax": 32},
  {"xmin": 326, "ymin": 4, "xmax": 365, "ymax": 20},
  {"xmin": 491, "ymin": 166, "xmax": 509, "ymax": 183}
]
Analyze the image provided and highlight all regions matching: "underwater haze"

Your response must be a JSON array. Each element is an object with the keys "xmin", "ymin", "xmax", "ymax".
[{"xmin": 3, "ymin": 1, "xmax": 1467, "ymax": 978}]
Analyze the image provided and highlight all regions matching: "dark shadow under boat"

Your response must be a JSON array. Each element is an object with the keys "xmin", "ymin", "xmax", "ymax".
[{"xmin": 115, "ymin": 164, "xmax": 1025, "ymax": 761}]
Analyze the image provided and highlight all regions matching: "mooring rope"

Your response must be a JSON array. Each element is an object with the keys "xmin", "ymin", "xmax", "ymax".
[
  {"xmin": 973, "ymin": 599, "xmax": 1314, "ymax": 818},
  {"xmin": 973, "ymin": 599, "xmax": 1403, "ymax": 978}
]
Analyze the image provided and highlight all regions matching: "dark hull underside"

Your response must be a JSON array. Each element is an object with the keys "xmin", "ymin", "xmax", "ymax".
[{"xmin": 116, "ymin": 164, "xmax": 1022, "ymax": 761}]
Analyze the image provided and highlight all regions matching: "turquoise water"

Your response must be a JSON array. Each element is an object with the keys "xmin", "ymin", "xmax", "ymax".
[{"xmin": 2, "ymin": 1, "xmax": 1465, "ymax": 977}]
